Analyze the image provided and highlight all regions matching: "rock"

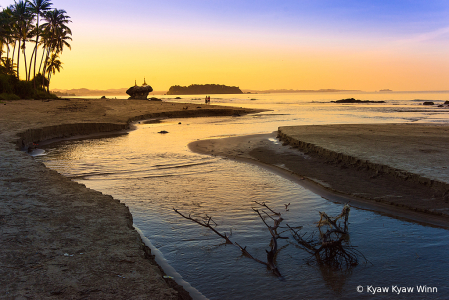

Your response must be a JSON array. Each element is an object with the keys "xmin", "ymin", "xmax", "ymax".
[
  {"xmin": 175, "ymin": 97, "xmax": 181, "ymax": 99},
  {"xmin": 333, "ymin": 98, "xmax": 386, "ymax": 103},
  {"xmin": 126, "ymin": 85, "xmax": 153, "ymax": 100},
  {"xmin": 444, "ymin": 101, "xmax": 449, "ymax": 105},
  {"xmin": 148, "ymin": 97, "xmax": 162, "ymax": 101},
  {"xmin": 422, "ymin": 101, "xmax": 434, "ymax": 105},
  {"xmin": 158, "ymin": 130, "xmax": 169, "ymax": 134},
  {"xmin": 101, "ymin": 96, "xmax": 106, "ymax": 99}
]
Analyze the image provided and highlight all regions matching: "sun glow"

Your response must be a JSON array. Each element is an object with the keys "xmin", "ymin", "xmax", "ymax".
[{"xmin": 6, "ymin": 0, "xmax": 447, "ymax": 92}]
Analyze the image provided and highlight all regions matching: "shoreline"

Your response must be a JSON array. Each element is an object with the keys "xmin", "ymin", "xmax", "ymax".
[
  {"xmin": 188, "ymin": 128, "xmax": 449, "ymax": 229},
  {"xmin": 0, "ymin": 98, "xmax": 261, "ymax": 299}
]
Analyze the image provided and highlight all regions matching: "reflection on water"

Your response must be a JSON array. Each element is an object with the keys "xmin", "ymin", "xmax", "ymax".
[{"xmin": 36, "ymin": 93, "xmax": 449, "ymax": 299}]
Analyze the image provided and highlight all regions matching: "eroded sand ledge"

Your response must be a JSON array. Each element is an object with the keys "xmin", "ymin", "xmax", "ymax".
[
  {"xmin": 277, "ymin": 124, "xmax": 449, "ymax": 197},
  {"xmin": 0, "ymin": 98, "xmax": 260, "ymax": 299}
]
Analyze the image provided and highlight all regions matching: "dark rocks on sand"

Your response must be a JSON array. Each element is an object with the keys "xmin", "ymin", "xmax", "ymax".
[
  {"xmin": 126, "ymin": 85, "xmax": 154, "ymax": 100},
  {"xmin": 422, "ymin": 101, "xmax": 435, "ymax": 105},
  {"xmin": 158, "ymin": 130, "xmax": 169, "ymax": 134},
  {"xmin": 444, "ymin": 101, "xmax": 449, "ymax": 105},
  {"xmin": 332, "ymin": 98, "xmax": 386, "ymax": 104}
]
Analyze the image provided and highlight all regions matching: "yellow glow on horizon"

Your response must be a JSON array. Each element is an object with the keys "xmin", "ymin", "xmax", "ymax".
[{"xmin": 49, "ymin": 29, "xmax": 449, "ymax": 92}]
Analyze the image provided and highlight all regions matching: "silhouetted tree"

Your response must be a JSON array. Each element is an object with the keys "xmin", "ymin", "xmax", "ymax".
[{"xmin": 28, "ymin": 0, "xmax": 52, "ymax": 87}]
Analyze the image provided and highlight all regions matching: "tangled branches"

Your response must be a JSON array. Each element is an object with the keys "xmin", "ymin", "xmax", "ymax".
[
  {"xmin": 288, "ymin": 204, "xmax": 368, "ymax": 269},
  {"xmin": 174, "ymin": 202, "xmax": 368, "ymax": 277}
]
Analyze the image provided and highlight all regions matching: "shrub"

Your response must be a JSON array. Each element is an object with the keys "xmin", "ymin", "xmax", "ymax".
[
  {"xmin": 0, "ymin": 93, "xmax": 21, "ymax": 100},
  {"xmin": 13, "ymin": 80, "xmax": 34, "ymax": 99},
  {"xmin": 0, "ymin": 74, "xmax": 14, "ymax": 94},
  {"xmin": 0, "ymin": 74, "xmax": 59, "ymax": 100},
  {"xmin": 33, "ymin": 89, "xmax": 59, "ymax": 100}
]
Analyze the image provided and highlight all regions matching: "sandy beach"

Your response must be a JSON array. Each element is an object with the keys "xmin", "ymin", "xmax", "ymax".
[
  {"xmin": 190, "ymin": 124, "xmax": 449, "ymax": 228},
  {"xmin": 0, "ymin": 98, "xmax": 259, "ymax": 299}
]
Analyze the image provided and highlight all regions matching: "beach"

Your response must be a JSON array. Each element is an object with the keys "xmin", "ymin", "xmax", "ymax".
[
  {"xmin": 0, "ymin": 98, "xmax": 258, "ymax": 299},
  {"xmin": 1, "ymin": 98, "xmax": 449, "ymax": 299}
]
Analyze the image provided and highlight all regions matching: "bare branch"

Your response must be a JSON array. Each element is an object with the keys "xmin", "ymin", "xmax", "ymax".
[
  {"xmin": 253, "ymin": 201, "xmax": 281, "ymax": 216},
  {"xmin": 173, "ymin": 208, "xmax": 233, "ymax": 244}
]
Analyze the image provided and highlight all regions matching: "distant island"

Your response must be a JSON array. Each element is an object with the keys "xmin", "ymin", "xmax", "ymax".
[
  {"xmin": 53, "ymin": 91, "xmax": 77, "ymax": 97},
  {"xmin": 167, "ymin": 84, "xmax": 243, "ymax": 95},
  {"xmin": 379, "ymin": 89, "xmax": 393, "ymax": 92},
  {"xmin": 332, "ymin": 98, "xmax": 385, "ymax": 104}
]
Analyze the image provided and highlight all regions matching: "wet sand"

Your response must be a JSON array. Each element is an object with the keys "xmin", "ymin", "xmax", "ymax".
[
  {"xmin": 0, "ymin": 98, "xmax": 260, "ymax": 299},
  {"xmin": 189, "ymin": 124, "xmax": 449, "ymax": 228}
]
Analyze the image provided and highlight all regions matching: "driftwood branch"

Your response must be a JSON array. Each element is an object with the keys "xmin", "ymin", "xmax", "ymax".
[
  {"xmin": 173, "ymin": 208, "xmax": 283, "ymax": 277},
  {"xmin": 317, "ymin": 203, "xmax": 350, "ymax": 233},
  {"xmin": 252, "ymin": 202, "xmax": 287, "ymax": 277},
  {"xmin": 254, "ymin": 201, "xmax": 281, "ymax": 216},
  {"xmin": 173, "ymin": 208, "xmax": 233, "ymax": 244}
]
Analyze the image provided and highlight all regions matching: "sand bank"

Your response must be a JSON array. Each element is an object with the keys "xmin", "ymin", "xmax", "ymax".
[
  {"xmin": 189, "ymin": 124, "xmax": 449, "ymax": 228},
  {"xmin": 0, "ymin": 98, "xmax": 261, "ymax": 299}
]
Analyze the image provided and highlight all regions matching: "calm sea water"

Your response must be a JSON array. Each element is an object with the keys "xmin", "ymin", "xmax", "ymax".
[{"xmin": 35, "ymin": 92, "xmax": 449, "ymax": 299}]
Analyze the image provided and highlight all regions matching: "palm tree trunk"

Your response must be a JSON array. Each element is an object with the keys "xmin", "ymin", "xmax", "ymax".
[
  {"xmin": 23, "ymin": 48, "xmax": 28, "ymax": 81},
  {"xmin": 38, "ymin": 46, "xmax": 46, "ymax": 74},
  {"xmin": 42, "ymin": 47, "xmax": 51, "ymax": 87},
  {"xmin": 47, "ymin": 72, "xmax": 51, "ymax": 93},
  {"xmin": 28, "ymin": 47, "xmax": 36, "ymax": 81},
  {"xmin": 33, "ymin": 17, "xmax": 40, "ymax": 88},
  {"xmin": 17, "ymin": 38, "xmax": 21, "ymax": 79},
  {"xmin": 12, "ymin": 41, "xmax": 16, "ymax": 69}
]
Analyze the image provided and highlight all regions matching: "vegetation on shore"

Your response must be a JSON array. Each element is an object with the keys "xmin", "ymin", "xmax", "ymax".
[
  {"xmin": 167, "ymin": 84, "xmax": 243, "ymax": 95},
  {"xmin": 0, "ymin": 0, "xmax": 71, "ymax": 99}
]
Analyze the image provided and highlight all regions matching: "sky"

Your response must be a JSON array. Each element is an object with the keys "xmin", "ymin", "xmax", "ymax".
[{"xmin": 2, "ymin": 0, "xmax": 449, "ymax": 91}]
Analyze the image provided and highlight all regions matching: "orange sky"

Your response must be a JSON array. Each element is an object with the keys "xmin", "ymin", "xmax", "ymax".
[{"xmin": 39, "ymin": 1, "xmax": 449, "ymax": 92}]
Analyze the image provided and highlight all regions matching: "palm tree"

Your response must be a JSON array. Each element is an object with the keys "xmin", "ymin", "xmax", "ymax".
[
  {"xmin": 37, "ymin": 27, "xmax": 50, "ymax": 74},
  {"xmin": 18, "ymin": 17, "xmax": 35, "ymax": 81},
  {"xmin": 45, "ymin": 51, "xmax": 61, "ymax": 92},
  {"xmin": 0, "ymin": 9, "xmax": 9, "ymax": 58},
  {"xmin": 40, "ymin": 8, "xmax": 71, "ymax": 85},
  {"xmin": 1, "ymin": 57, "xmax": 17, "ymax": 76},
  {"xmin": 28, "ymin": 0, "xmax": 52, "ymax": 86},
  {"xmin": 53, "ymin": 27, "xmax": 72, "ymax": 54},
  {"xmin": 10, "ymin": 0, "xmax": 32, "ymax": 79},
  {"xmin": 2, "ymin": 7, "xmax": 15, "ymax": 61}
]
